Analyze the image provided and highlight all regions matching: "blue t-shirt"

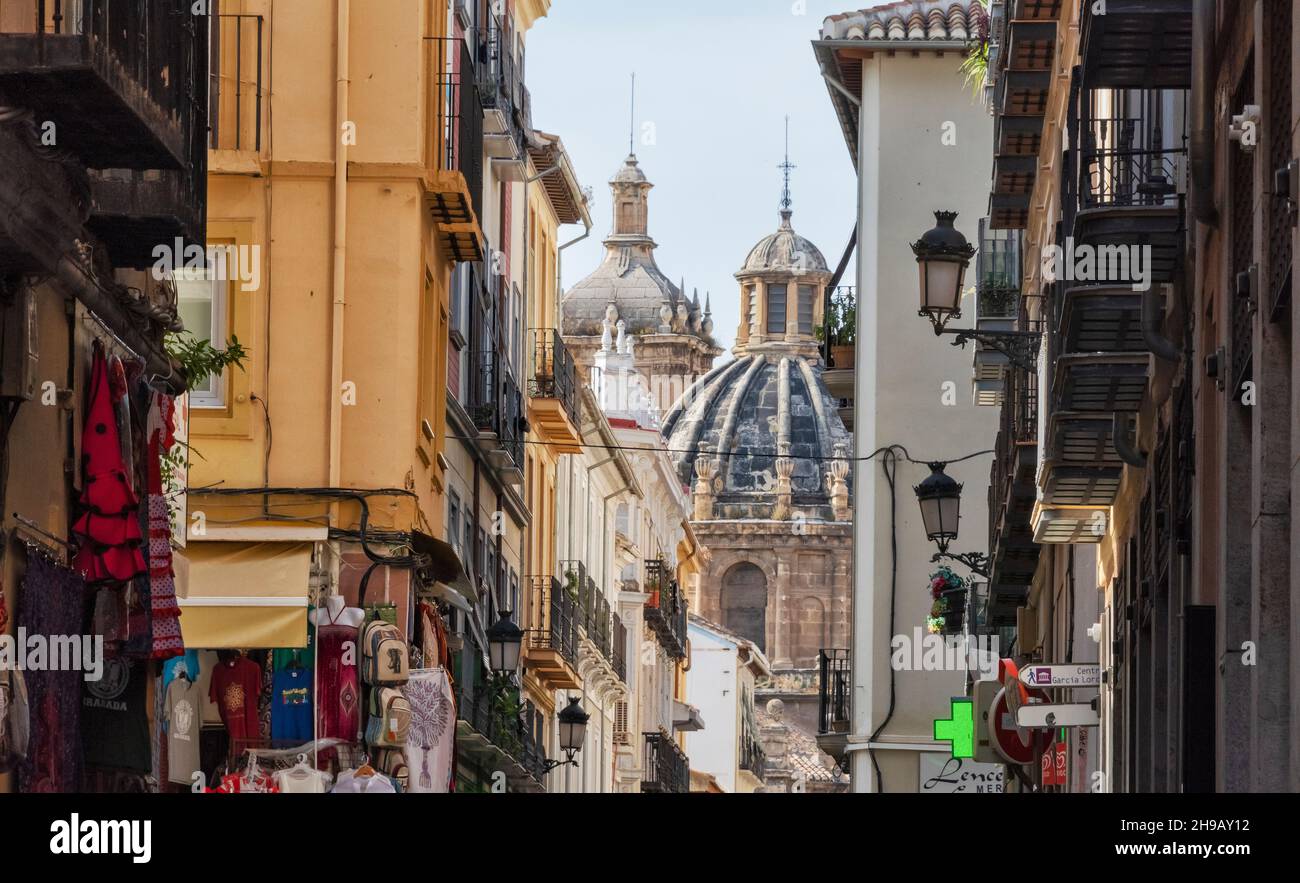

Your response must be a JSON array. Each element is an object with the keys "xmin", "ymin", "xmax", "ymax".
[
  {"xmin": 162, "ymin": 650, "xmax": 202, "ymax": 692},
  {"xmin": 271, "ymin": 667, "xmax": 314, "ymax": 743}
]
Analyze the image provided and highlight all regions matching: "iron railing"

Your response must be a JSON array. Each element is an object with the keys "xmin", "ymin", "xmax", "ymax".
[
  {"xmin": 528, "ymin": 327, "xmax": 579, "ymax": 425},
  {"xmin": 467, "ymin": 346, "xmax": 524, "ymax": 470},
  {"xmin": 643, "ymin": 558, "xmax": 687, "ymax": 659},
  {"xmin": 641, "ymin": 731, "xmax": 690, "ymax": 794},
  {"xmin": 611, "ymin": 615, "xmax": 627, "ymax": 683},
  {"xmin": 473, "ymin": 17, "xmax": 527, "ymax": 159},
  {"xmin": 526, "ymin": 575, "xmax": 577, "ymax": 666},
  {"xmin": 817, "ymin": 649, "xmax": 851, "ymax": 735},
  {"xmin": 431, "ymin": 34, "xmax": 484, "ymax": 222},
  {"xmin": 976, "ymin": 219, "xmax": 1021, "ymax": 319},
  {"xmin": 739, "ymin": 732, "xmax": 766, "ymax": 775},
  {"xmin": 209, "ymin": 13, "xmax": 263, "ymax": 152},
  {"xmin": 456, "ymin": 672, "xmax": 541, "ymax": 786},
  {"xmin": 1075, "ymin": 92, "xmax": 1188, "ymax": 212}
]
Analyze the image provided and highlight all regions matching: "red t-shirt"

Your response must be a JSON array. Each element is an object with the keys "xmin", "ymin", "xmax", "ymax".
[{"xmin": 209, "ymin": 656, "xmax": 262, "ymax": 743}]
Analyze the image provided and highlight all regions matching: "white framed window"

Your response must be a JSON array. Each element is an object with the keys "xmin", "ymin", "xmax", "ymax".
[{"xmin": 175, "ymin": 264, "xmax": 229, "ymax": 409}]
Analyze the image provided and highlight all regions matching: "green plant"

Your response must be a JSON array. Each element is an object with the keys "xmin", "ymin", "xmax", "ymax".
[
  {"xmin": 158, "ymin": 333, "xmax": 248, "ymax": 494},
  {"xmin": 959, "ymin": 0, "xmax": 991, "ymax": 100},
  {"xmin": 165, "ymin": 331, "xmax": 248, "ymax": 390},
  {"xmin": 827, "ymin": 289, "xmax": 856, "ymax": 346}
]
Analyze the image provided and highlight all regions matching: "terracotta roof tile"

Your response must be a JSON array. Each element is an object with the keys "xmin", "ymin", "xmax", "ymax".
[{"xmin": 820, "ymin": 0, "xmax": 987, "ymax": 42}]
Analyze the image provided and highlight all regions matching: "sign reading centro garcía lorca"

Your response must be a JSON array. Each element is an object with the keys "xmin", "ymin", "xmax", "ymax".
[{"xmin": 1018, "ymin": 663, "xmax": 1100, "ymax": 688}]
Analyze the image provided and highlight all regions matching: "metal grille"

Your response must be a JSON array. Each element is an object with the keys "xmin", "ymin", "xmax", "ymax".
[
  {"xmin": 1267, "ymin": 0, "xmax": 1293, "ymax": 323},
  {"xmin": 1230, "ymin": 59, "xmax": 1256, "ymax": 399}
]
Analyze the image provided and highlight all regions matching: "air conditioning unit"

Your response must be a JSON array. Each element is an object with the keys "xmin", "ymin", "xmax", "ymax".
[{"xmin": 1, "ymin": 286, "xmax": 38, "ymax": 401}]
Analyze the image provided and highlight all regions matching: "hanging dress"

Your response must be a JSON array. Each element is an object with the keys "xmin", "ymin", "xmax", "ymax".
[
  {"xmin": 72, "ymin": 346, "xmax": 147, "ymax": 585},
  {"xmin": 315, "ymin": 607, "xmax": 360, "ymax": 742}
]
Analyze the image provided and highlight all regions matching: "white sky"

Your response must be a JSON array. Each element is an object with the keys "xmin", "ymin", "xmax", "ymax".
[{"xmin": 526, "ymin": 0, "xmax": 863, "ymax": 354}]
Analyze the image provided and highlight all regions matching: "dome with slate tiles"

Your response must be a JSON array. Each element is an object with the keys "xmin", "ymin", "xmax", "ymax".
[
  {"xmin": 662, "ymin": 353, "xmax": 852, "ymax": 521},
  {"xmin": 562, "ymin": 154, "xmax": 714, "ymax": 342}
]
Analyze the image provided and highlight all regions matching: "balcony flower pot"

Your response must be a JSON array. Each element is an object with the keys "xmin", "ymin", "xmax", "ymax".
[{"xmin": 830, "ymin": 344, "xmax": 855, "ymax": 370}]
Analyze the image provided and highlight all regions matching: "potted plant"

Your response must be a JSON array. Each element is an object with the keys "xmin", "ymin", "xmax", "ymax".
[
  {"xmin": 827, "ymin": 289, "xmax": 856, "ymax": 370},
  {"xmin": 928, "ymin": 567, "xmax": 967, "ymax": 636}
]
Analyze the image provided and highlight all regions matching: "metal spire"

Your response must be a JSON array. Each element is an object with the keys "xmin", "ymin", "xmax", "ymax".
[
  {"xmin": 629, "ymin": 73, "xmax": 636, "ymax": 155},
  {"xmin": 778, "ymin": 115, "xmax": 796, "ymax": 214}
]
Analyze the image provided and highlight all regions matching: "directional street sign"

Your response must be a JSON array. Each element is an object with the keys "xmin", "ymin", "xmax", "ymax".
[
  {"xmin": 1018, "ymin": 663, "xmax": 1101, "ymax": 688},
  {"xmin": 1015, "ymin": 702, "xmax": 1100, "ymax": 729},
  {"xmin": 934, "ymin": 697, "xmax": 974, "ymax": 759}
]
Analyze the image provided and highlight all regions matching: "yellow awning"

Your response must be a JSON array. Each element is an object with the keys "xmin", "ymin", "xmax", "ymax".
[{"xmin": 177, "ymin": 541, "xmax": 312, "ymax": 649}]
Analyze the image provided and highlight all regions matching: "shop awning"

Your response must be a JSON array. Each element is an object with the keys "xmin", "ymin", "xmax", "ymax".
[
  {"xmin": 177, "ymin": 541, "xmax": 312, "ymax": 649},
  {"xmin": 412, "ymin": 530, "xmax": 477, "ymax": 608}
]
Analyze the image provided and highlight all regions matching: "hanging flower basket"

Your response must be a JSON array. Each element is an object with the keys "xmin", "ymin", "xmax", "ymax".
[{"xmin": 926, "ymin": 567, "xmax": 967, "ymax": 636}]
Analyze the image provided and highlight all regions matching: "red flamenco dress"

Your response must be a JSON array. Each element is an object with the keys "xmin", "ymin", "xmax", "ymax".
[{"xmin": 72, "ymin": 347, "xmax": 147, "ymax": 586}]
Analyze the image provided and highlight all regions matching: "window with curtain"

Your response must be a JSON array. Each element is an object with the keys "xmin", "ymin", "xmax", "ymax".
[
  {"xmin": 798, "ymin": 285, "xmax": 815, "ymax": 335},
  {"xmin": 766, "ymin": 284, "xmax": 787, "ymax": 334}
]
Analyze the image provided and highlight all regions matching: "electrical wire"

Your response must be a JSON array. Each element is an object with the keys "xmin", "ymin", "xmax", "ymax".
[
  {"xmin": 440, "ymin": 431, "xmax": 994, "ymax": 468},
  {"xmin": 866, "ymin": 446, "xmax": 903, "ymax": 792}
]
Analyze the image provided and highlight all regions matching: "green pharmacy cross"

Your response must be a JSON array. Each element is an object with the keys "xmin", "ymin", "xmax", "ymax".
[{"xmin": 934, "ymin": 697, "xmax": 974, "ymax": 759}]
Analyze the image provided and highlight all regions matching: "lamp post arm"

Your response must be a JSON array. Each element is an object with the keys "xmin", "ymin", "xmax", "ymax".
[
  {"xmin": 930, "ymin": 549, "xmax": 991, "ymax": 579},
  {"xmin": 940, "ymin": 328, "xmax": 1042, "ymax": 374}
]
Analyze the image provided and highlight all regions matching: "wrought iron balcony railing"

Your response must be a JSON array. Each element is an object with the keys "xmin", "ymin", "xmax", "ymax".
[
  {"xmin": 739, "ymin": 732, "xmax": 766, "ymax": 775},
  {"xmin": 643, "ymin": 558, "xmax": 687, "ymax": 659},
  {"xmin": 209, "ymin": 13, "xmax": 263, "ymax": 152},
  {"xmin": 526, "ymin": 575, "xmax": 577, "ymax": 667},
  {"xmin": 466, "ymin": 346, "xmax": 524, "ymax": 471},
  {"xmin": 641, "ymin": 731, "xmax": 690, "ymax": 794},
  {"xmin": 0, "ymin": 0, "xmax": 206, "ymax": 170},
  {"xmin": 430, "ymin": 34, "xmax": 484, "ymax": 225},
  {"xmin": 611, "ymin": 615, "xmax": 627, "ymax": 684},
  {"xmin": 976, "ymin": 219, "xmax": 1021, "ymax": 320},
  {"xmin": 817, "ymin": 649, "xmax": 851, "ymax": 735},
  {"xmin": 528, "ymin": 327, "xmax": 579, "ymax": 426}
]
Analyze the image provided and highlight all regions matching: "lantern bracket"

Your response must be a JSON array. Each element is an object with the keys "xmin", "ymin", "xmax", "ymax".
[
  {"xmin": 930, "ymin": 548, "xmax": 990, "ymax": 579},
  {"xmin": 938, "ymin": 327, "xmax": 1042, "ymax": 374}
]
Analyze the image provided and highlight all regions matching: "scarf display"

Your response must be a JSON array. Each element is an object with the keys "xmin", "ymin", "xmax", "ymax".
[{"xmin": 17, "ymin": 553, "xmax": 86, "ymax": 793}]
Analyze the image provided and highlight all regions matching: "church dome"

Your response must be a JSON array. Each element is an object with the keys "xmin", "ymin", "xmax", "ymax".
[
  {"xmin": 662, "ymin": 353, "xmax": 851, "ymax": 521},
  {"xmin": 562, "ymin": 155, "xmax": 714, "ymax": 342},
  {"xmin": 738, "ymin": 210, "xmax": 829, "ymax": 276}
]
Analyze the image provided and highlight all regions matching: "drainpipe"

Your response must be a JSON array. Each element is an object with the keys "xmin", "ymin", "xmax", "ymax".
[
  {"xmin": 1112, "ymin": 412, "xmax": 1147, "ymax": 469},
  {"xmin": 328, "ymin": 0, "xmax": 350, "ymax": 488},
  {"xmin": 556, "ymin": 222, "xmax": 592, "ymax": 318},
  {"xmin": 1143, "ymin": 287, "xmax": 1180, "ymax": 362},
  {"xmin": 1190, "ymin": 0, "xmax": 1217, "ymax": 226}
]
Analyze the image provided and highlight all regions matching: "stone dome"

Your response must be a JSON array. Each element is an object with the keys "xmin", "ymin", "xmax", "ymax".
[
  {"xmin": 562, "ymin": 154, "xmax": 714, "ymax": 342},
  {"xmin": 738, "ymin": 210, "xmax": 829, "ymax": 276},
  {"xmin": 662, "ymin": 352, "xmax": 851, "ymax": 521}
]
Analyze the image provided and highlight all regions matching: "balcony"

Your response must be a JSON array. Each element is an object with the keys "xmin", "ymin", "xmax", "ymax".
[
  {"xmin": 467, "ymin": 343, "xmax": 524, "ymax": 485},
  {"xmin": 1080, "ymin": 0, "xmax": 1192, "ymax": 90},
  {"xmin": 972, "ymin": 222, "xmax": 1022, "ymax": 404},
  {"xmin": 821, "ymin": 286, "xmax": 855, "ymax": 429},
  {"xmin": 1070, "ymin": 95, "xmax": 1188, "ymax": 285},
  {"xmin": 738, "ymin": 731, "xmax": 765, "ymax": 782},
  {"xmin": 473, "ymin": 19, "xmax": 527, "ymax": 180},
  {"xmin": 527, "ymin": 328, "xmax": 581, "ymax": 453},
  {"xmin": 427, "ymin": 34, "xmax": 484, "ymax": 262},
  {"xmin": 644, "ymin": 558, "xmax": 687, "ymax": 660},
  {"xmin": 815, "ymin": 648, "xmax": 850, "ymax": 763},
  {"xmin": 986, "ymin": 369, "xmax": 1039, "ymax": 622},
  {"xmin": 0, "ymin": 0, "xmax": 204, "ymax": 169},
  {"xmin": 641, "ymin": 731, "xmax": 690, "ymax": 794},
  {"xmin": 456, "ymin": 673, "xmax": 545, "ymax": 792},
  {"xmin": 524, "ymin": 575, "xmax": 580, "ymax": 690}
]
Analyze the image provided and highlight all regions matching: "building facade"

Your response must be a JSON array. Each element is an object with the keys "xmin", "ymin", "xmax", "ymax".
[{"xmin": 814, "ymin": 0, "xmax": 1000, "ymax": 793}]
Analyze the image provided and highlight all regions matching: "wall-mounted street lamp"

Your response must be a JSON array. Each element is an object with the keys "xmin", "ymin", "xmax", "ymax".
[
  {"xmin": 911, "ymin": 211, "xmax": 1041, "ymax": 373},
  {"xmin": 913, "ymin": 462, "xmax": 989, "ymax": 578},
  {"xmin": 543, "ymin": 696, "xmax": 591, "ymax": 773},
  {"xmin": 487, "ymin": 612, "xmax": 524, "ymax": 674}
]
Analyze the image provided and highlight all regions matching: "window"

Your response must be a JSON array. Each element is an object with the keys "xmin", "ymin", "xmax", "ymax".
[
  {"xmin": 766, "ymin": 284, "xmax": 787, "ymax": 335},
  {"xmin": 798, "ymin": 285, "xmax": 815, "ymax": 335},
  {"xmin": 448, "ymin": 490, "xmax": 462, "ymax": 552},
  {"xmin": 746, "ymin": 285, "xmax": 759, "ymax": 336},
  {"xmin": 175, "ymin": 262, "xmax": 229, "ymax": 408},
  {"xmin": 449, "ymin": 263, "xmax": 468, "ymax": 346}
]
